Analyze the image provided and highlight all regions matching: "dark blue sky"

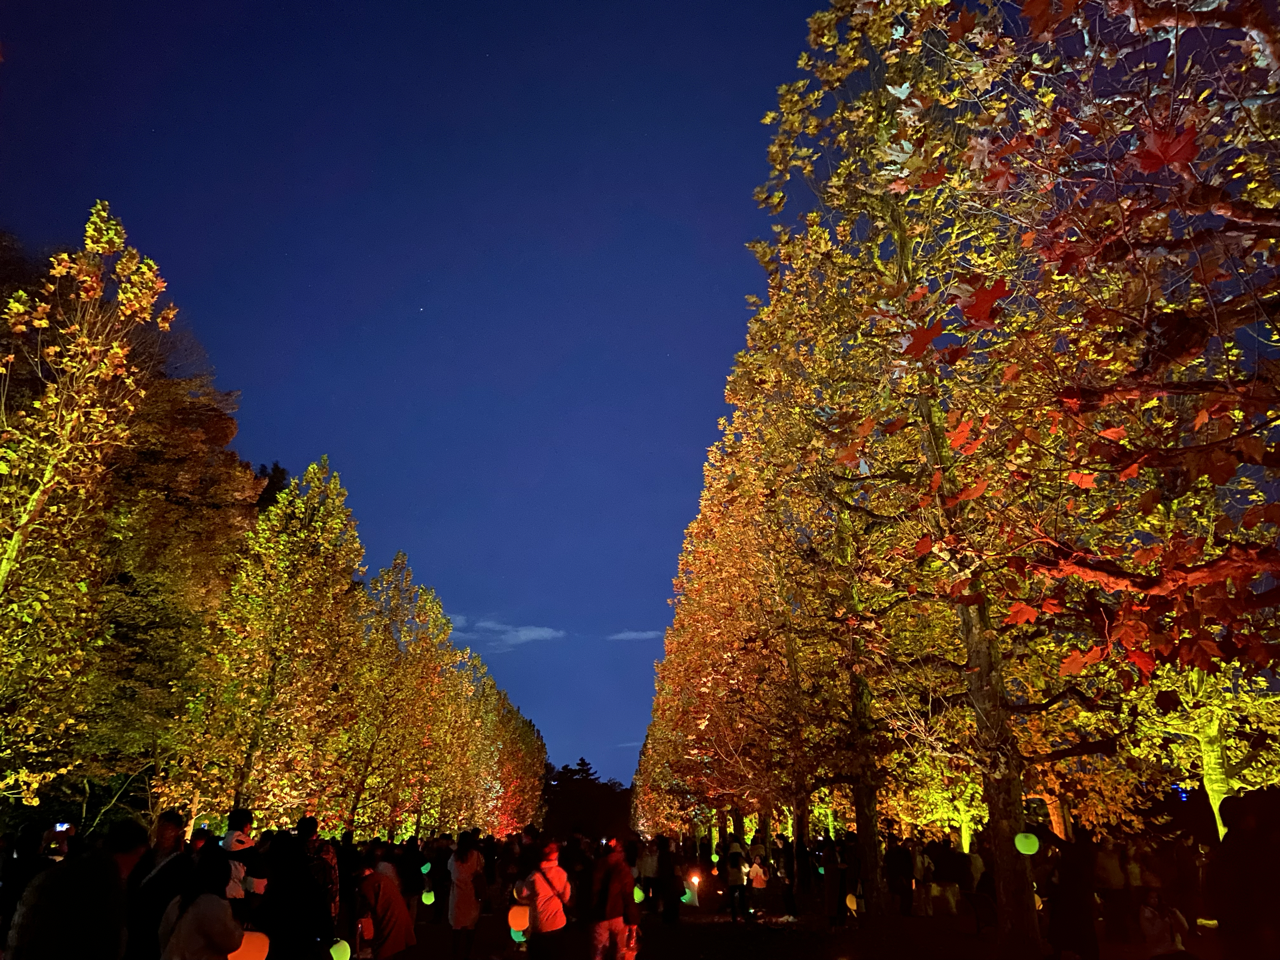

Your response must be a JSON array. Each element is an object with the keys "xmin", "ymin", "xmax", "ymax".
[{"xmin": 0, "ymin": 0, "xmax": 815, "ymax": 782}]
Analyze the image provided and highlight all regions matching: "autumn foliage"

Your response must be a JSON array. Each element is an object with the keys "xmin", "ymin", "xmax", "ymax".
[
  {"xmin": 636, "ymin": 0, "xmax": 1280, "ymax": 954},
  {"xmin": 0, "ymin": 207, "xmax": 544, "ymax": 837}
]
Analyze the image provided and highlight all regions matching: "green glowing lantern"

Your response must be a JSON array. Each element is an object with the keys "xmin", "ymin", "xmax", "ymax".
[
  {"xmin": 421, "ymin": 890, "xmax": 435, "ymax": 905},
  {"xmin": 711, "ymin": 853, "xmax": 719, "ymax": 863},
  {"xmin": 818, "ymin": 866, "xmax": 825, "ymax": 875},
  {"xmin": 633, "ymin": 885, "xmax": 645, "ymax": 903},
  {"xmin": 1015, "ymin": 832, "xmax": 1040, "ymax": 856},
  {"xmin": 510, "ymin": 928, "xmax": 526, "ymax": 943},
  {"xmin": 330, "ymin": 940, "xmax": 351, "ymax": 960},
  {"xmin": 420, "ymin": 862, "xmax": 431, "ymax": 874},
  {"xmin": 681, "ymin": 888, "xmax": 693, "ymax": 904}
]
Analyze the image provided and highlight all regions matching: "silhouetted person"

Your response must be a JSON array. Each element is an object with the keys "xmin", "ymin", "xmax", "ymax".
[
  {"xmin": 158, "ymin": 846, "xmax": 243, "ymax": 960},
  {"xmin": 7, "ymin": 819, "xmax": 150, "ymax": 960}
]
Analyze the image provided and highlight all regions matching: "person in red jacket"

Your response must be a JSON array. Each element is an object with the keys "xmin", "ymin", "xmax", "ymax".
[
  {"xmin": 590, "ymin": 839, "xmax": 635, "ymax": 960},
  {"xmin": 357, "ymin": 850, "xmax": 415, "ymax": 960}
]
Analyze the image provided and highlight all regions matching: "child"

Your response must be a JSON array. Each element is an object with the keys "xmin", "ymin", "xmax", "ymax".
[{"xmin": 749, "ymin": 855, "xmax": 769, "ymax": 890}]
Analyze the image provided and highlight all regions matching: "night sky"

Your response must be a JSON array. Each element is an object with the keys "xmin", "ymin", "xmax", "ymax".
[{"xmin": 0, "ymin": 0, "xmax": 816, "ymax": 782}]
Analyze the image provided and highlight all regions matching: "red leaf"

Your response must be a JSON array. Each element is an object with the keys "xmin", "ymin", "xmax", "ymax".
[
  {"xmin": 906, "ymin": 285, "xmax": 929, "ymax": 303},
  {"xmin": 1002, "ymin": 364, "xmax": 1021, "ymax": 382},
  {"xmin": 919, "ymin": 162, "xmax": 947, "ymax": 189},
  {"xmin": 904, "ymin": 320, "xmax": 943, "ymax": 359},
  {"xmin": 1098, "ymin": 426, "xmax": 1126, "ymax": 441},
  {"xmin": 1127, "ymin": 648, "xmax": 1156, "ymax": 679},
  {"xmin": 1118, "ymin": 458, "xmax": 1144, "ymax": 481},
  {"xmin": 1003, "ymin": 601, "xmax": 1039, "ymax": 625},
  {"xmin": 1134, "ymin": 124, "xmax": 1198, "ymax": 173},
  {"xmin": 929, "ymin": 470, "xmax": 943, "ymax": 492},
  {"xmin": 962, "ymin": 278, "xmax": 1009, "ymax": 327},
  {"xmin": 914, "ymin": 535, "xmax": 933, "ymax": 558},
  {"xmin": 1067, "ymin": 471, "xmax": 1097, "ymax": 489},
  {"xmin": 957, "ymin": 478, "xmax": 989, "ymax": 501},
  {"xmin": 1040, "ymin": 598, "xmax": 1063, "ymax": 615}
]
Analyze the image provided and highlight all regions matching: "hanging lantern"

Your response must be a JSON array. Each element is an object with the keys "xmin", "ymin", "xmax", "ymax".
[
  {"xmin": 330, "ymin": 940, "xmax": 351, "ymax": 960},
  {"xmin": 421, "ymin": 890, "xmax": 435, "ymax": 905},
  {"xmin": 510, "ymin": 928, "xmax": 526, "ymax": 943},
  {"xmin": 420, "ymin": 862, "xmax": 432, "ymax": 874},
  {"xmin": 845, "ymin": 893, "xmax": 858, "ymax": 915},
  {"xmin": 1015, "ymin": 833, "xmax": 1040, "ymax": 856},
  {"xmin": 633, "ymin": 885, "xmax": 645, "ymax": 904}
]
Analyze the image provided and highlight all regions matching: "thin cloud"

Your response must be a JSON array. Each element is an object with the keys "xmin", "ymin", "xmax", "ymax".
[
  {"xmin": 453, "ymin": 618, "xmax": 567, "ymax": 652},
  {"xmin": 607, "ymin": 630, "xmax": 663, "ymax": 641},
  {"xmin": 614, "ymin": 741, "xmax": 643, "ymax": 748}
]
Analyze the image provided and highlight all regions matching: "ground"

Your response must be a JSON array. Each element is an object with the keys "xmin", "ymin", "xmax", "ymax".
[{"xmin": 405, "ymin": 902, "xmax": 1223, "ymax": 959}]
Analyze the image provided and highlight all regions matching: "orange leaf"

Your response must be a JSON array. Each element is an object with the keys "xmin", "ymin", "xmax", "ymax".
[
  {"xmin": 1067, "ymin": 471, "xmax": 1097, "ymax": 488},
  {"xmin": 947, "ymin": 420, "xmax": 974, "ymax": 450},
  {"xmin": 957, "ymin": 478, "xmax": 989, "ymax": 501},
  {"xmin": 1002, "ymin": 364, "xmax": 1021, "ymax": 382},
  {"xmin": 914, "ymin": 535, "xmax": 933, "ymax": 558},
  {"xmin": 1003, "ymin": 601, "xmax": 1038, "ymax": 625},
  {"xmin": 1098, "ymin": 426, "xmax": 1126, "ymax": 441},
  {"xmin": 1118, "ymin": 460, "xmax": 1143, "ymax": 481}
]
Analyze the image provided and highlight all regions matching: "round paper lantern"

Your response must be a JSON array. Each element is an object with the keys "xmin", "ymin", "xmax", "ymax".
[
  {"xmin": 229, "ymin": 931, "xmax": 269, "ymax": 960},
  {"xmin": 845, "ymin": 893, "xmax": 858, "ymax": 914},
  {"xmin": 421, "ymin": 889, "xmax": 435, "ymax": 905},
  {"xmin": 633, "ymin": 885, "xmax": 645, "ymax": 904},
  {"xmin": 710, "ymin": 853, "xmax": 719, "ymax": 863},
  {"xmin": 330, "ymin": 940, "xmax": 351, "ymax": 960},
  {"xmin": 420, "ymin": 862, "xmax": 431, "ymax": 874},
  {"xmin": 508, "ymin": 904, "xmax": 530, "ymax": 932},
  {"xmin": 1015, "ymin": 832, "xmax": 1040, "ymax": 856},
  {"xmin": 711, "ymin": 866, "xmax": 718, "ymax": 876},
  {"xmin": 510, "ymin": 928, "xmax": 526, "ymax": 943}
]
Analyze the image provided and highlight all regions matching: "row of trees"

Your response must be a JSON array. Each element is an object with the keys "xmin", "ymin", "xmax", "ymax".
[
  {"xmin": 0, "ymin": 205, "xmax": 544, "ymax": 837},
  {"xmin": 635, "ymin": 0, "xmax": 1280, "ymax": 955}
]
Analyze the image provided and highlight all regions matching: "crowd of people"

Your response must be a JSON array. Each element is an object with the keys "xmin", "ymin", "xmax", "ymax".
[
  {"xmin": 0, "ymin": 795, "xmax": 1271, "ymax": 960},
  {"xmin": 0, "ymin": 809, "xmax": 694, "ymax": 960}
]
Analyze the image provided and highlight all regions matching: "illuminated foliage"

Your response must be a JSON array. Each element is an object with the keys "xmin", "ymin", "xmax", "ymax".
[{"xmin": 642, "ymin": 0, "xmax": 1280, "ymax": 952}]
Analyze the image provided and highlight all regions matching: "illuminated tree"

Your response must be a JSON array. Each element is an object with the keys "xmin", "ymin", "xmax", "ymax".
[
  {"xmin": 162, "ymin": 458, "xmax": 366, "ymax": 824},
  {"xmin": 0, "ymin": 203, "xmax": 176, "ymax": 800}
]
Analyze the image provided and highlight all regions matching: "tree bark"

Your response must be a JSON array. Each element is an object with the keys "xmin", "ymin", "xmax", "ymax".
[
  {"xmin": 959, "ymin": 602, "xmax": 1040, "ymax": 959},
  {"xmin": 1196, "ymin": 715, "xmax": 1233, "ymax": 839}
]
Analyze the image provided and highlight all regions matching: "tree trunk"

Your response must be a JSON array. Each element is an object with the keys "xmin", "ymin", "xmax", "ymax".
[
  {"xmin": 1196, "ymin": 715, "xmax": 1233, "ymax": 839},
  {"xmin": 716, "ymin": 807, "xmax": 728, "ymax": 852},
  {"xmin": 959, "ymin": 602, "xmax": 1040, "ymax": 959},
  {"xmin": 732, "ymin": 807, "xmax": 746, "ymax": 842},
  {"xmin": 759, "ymin": 805, "xmax": 772, "ymax": 847},
  {"xmin": 853, "ymin": 776, "xmax": 886, "ymax": 914}
]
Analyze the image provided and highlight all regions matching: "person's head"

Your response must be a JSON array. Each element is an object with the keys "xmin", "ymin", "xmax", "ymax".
[
  {"xmin": 1144, "ymin": 888, "xmax": 1161, "ymax": 909},
  {"xmin": 227, "ymin": 809, "xmax": 254, "ymax": 835},
  {"xmin": 181, "ymin": 846, "xmax": 232, "ymax": 915},
  {"xmin": 106, "ymin": 820, "xmax": 152, "ymax": 880},
  {"xmin": 540, "ymin": 840, "xmax": 559, "ymax": 864},
  {"xmin": 455, "ymin": 832, "xmax": 476, "ymax": 856},
  {"xmin": 296, "ymin": 816, "xmax": 319, "ymax": 841},
  {"xmin": 189, "ymin": 827, "xmax": 214, "ymax": 852},
  {"xmin": 754, "ymin": 854, "xmax": 764, "ymax": 865},
  {"xmin": 155, "ymin": 810, "xmax": 187, "ymax": 851}
]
